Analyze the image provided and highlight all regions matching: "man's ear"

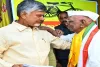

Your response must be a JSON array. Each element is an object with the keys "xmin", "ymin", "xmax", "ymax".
[
  {"xmin": 80, "ymin": 19, "xmax": 86, "ymax": 27},
  {"xmin": 20, "ymin": 11, "xmax": 27, "ymax": 19}
]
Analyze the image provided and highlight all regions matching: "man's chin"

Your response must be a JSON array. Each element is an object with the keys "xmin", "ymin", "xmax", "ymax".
[{"xmin": 33, "ymin": 24, "xmax": 40, "ymax": 27}]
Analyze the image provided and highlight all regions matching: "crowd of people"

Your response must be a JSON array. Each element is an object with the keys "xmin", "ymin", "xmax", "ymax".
[{"xmin": 0, "ymin": 0, "xmax": 100, "ymax": 67}]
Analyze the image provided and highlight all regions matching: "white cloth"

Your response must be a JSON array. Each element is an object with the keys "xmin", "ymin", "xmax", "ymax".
[
  {"xmin": 78, "ymin": 24, "xmax": 100, "ymax": 67},
  {"xmin": 67, "ymin": 11, "xmax": 99, "ymax": 21},
  {"xmin": 60, "ymin": 33, "xmax": 75, "ymax": 42}
]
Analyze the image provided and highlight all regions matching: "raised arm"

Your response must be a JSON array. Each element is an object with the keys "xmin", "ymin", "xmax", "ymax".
[{"xmin": 39, "ymin": 26, "xmax": 63, "ymax": 37}]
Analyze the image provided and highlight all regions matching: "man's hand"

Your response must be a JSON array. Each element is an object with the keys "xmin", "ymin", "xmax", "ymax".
[
  {"xmin": 39, "ymin": 26, "xmax": 64, "ymax": 37},
  {"xmin": 55, "ymin": 29, "xmax": 64, "ymax": 36},
  {"xmin": 39, "ymin": 26, "xmax": 49, "ymax": 30},
  {"xmin": 12, "ymin": 64, "xmax": 23, "ymax": 67}
]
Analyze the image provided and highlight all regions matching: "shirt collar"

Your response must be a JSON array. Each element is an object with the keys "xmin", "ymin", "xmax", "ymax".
[
  {"xmin": 12, "ymin": 21, "xmax": 39, "ymax": 32},
  {"xmin": 32, "ymin": 27, "xmax": 39, "ymax": 31}
]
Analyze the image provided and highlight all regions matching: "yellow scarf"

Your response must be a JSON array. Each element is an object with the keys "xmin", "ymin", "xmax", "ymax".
[{"xmin": 68, "ymin": 28, "xmax": 86, "ymax": 67}]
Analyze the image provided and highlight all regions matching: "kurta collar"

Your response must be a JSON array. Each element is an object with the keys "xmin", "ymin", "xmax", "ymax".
[
  {"xmin": 12, "ymin": 21, "xmax": 39, "ymax": 32},
  {"xmin": 12, "ymin": 21, "xmax": 29, "ymax": 32}
]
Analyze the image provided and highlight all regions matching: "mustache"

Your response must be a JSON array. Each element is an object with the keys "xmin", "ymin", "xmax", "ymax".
[
  {"xmin": 40, "ymin": 20, "xmax": 44, "ymax": 23},
  {"xmin": 40, "ymin": 20, "xmax": 44, "ymax": 26}
]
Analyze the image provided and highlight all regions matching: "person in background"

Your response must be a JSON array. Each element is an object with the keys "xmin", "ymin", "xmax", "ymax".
[
  {"xmin": 39, "ymin": 11, "xmax": 74, "ymax": 67},
  {"xmin": 66, "ymin": 11, "xmax": 100, "ymax": 67},
  {"xmin": 39, "ymin": 11, "xmax": 73, "ymax": 67},
  {"xmin": 0, "ymin": 0, "xmax": 71, "ymax": 67},
  {"xmin": 54, "ymin": 11, "xmax": 73, "ymax": 67}
]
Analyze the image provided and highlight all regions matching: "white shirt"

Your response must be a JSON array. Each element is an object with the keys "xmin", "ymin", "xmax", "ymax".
[
  {"xmin": 0, "ymin": 22, "xmax": 71, "ymax": 67},
  {"xmin": 78, "ymin": 24, "xmax": 100, "ymax": 67}
]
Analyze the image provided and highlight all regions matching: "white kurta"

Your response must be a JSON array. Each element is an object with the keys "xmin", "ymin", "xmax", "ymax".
[{"xmin": 78, "ymin": 24, "xmax": 100, "ymax": 67}]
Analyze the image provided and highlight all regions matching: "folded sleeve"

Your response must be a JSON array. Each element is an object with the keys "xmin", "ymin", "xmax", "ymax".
[
  {"xmin": 60, "ymin": 33, "xmax": 75, "ymax": 42},
  {"xmin": 46, "ymin": 31, "xmax": 71, "ymax": 49},
  {"xmin": 51, "ymin": 38, "xmax": 71, "ymax": 49}
]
